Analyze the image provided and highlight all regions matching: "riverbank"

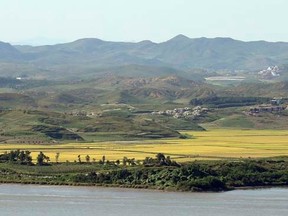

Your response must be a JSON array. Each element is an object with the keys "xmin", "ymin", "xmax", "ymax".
[{"xmin": 0, "ymin": 156, "xmax": 288, "ymax": 192}]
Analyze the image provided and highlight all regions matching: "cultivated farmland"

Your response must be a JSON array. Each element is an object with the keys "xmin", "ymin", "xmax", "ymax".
[{"xmin": 1, "ymin": 129, "xmax": 288, "ymax": 162}]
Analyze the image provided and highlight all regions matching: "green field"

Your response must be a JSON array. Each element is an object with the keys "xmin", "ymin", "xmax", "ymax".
[{"xmin": 1, "ymin": 129, "xmax": 288, "ymax": 163}]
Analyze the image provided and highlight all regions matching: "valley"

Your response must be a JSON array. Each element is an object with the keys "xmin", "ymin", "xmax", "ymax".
[{"xmin": 1, "ymin": 36, "xmax": 288, "ymax": 192}]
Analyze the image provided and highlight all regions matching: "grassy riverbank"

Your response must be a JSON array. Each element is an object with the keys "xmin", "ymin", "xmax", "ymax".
[{"xmin": 0, "ymin": 156, "xmax": 287, "ymax": 192}]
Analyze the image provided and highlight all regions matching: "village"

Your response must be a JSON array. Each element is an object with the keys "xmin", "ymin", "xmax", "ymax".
[
  {"xmin": 248, "ymin": 97, "xmax": 288, "ymax": 116},
  {"xmin": 151, "ymin": 106, "xmax": 209, "ymax": 120}
]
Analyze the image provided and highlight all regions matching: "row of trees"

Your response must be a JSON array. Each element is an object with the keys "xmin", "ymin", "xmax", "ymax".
[
  {"xmin": 0, "ymin": 150, "xmax": 178, "ymax": 167},
  {"xmin": 0, "ymin": 150, "xmax": 32, "ymax": 165},
  {"xmin": 143, "ymin": 153, "xmax": 180, "ymax": 167},
  {"xmin": 190, "ymin": 96, "xmax": 270, "ymax": 108},
  {"xmin": 0, "ymin": 150, "xmax": 51, "ymax": 166},
  {"xmin": 76, "ymin": 153, "xmax": 179, "ymax": 167}
]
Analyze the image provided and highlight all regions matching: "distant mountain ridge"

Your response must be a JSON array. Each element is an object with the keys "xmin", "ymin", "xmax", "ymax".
[
  {"xmin": 1, "ymin": 35, "xmax": 288, "ymax": 79},
  {"xmin": 0, "ymin": 42, "xmax": 22, "ymax": 60}
]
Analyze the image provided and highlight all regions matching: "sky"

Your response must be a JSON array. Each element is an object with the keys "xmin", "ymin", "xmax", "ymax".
[{"xmin": 0, "ymin": 0, "xmax": 287, "ymax": 45}]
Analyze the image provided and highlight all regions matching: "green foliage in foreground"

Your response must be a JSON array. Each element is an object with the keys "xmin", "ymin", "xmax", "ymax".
[
  {"xmin": 72, "ymin": 159, "xmax": 288, "ymax": 191},
  {"xmin": 0, "ymin": 150, "xmax": 287, "ymax": 192}
]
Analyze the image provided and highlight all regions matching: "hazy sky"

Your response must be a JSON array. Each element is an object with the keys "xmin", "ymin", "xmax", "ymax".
[{"xmin": 1, "ymin": 0, "xmax": 287, "ymax": 44}]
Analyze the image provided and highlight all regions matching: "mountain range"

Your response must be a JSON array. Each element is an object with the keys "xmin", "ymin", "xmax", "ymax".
[
  {"xmin": 0, "ymin": 35, "xmax": 288, "ymax": 79},
  {"xmin": 1, "ymin": 35, "xmax": 288, "ymax": 80}
]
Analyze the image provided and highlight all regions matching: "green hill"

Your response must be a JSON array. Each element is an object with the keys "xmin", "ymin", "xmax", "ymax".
[{"xmin": 0, "ymin": 109, "xmax": 190, "ymax": 143}]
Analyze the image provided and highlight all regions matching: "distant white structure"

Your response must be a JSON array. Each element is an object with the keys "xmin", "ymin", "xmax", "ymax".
[{"xmin": 258, "ymin": 66, "xmax": 280, "ymax": 78}]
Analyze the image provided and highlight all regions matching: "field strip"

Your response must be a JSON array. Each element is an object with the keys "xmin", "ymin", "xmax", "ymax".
[{"xmin": 1, "ymin": 129, "xmax": 288, "ymax": 162}]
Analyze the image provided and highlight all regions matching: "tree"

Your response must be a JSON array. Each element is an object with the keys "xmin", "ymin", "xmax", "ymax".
[
  {"xmin": 19, "ymin": 151, "xmax": 25, "ymax": 163},
  {"xmin": 0, "ymin": 150, "xmax": 32, "ymax": 165},
  {"xmin": 9, "ymin": 149, "xmax": 20, "ymax": 162},
  {"xmin": 24, "ymin": 150, "xmax": 32, "ymax": 164},
  {"xmin": 156, "ymin": 153, "xmax": 166, "ymax": 163},
  {"xmin": 55, "ymin": 152, "xmax": 60, "ymax": 163},
  {"xmin": 37, "ymin": 151, "xmax": 49, "ymax": 166},
  {"xmin": 45, "ymin": 156, "xmax": 50, "ymax": 163},
  {"xmin": 143, "ymin": 157, "xmax": 155, "ymax": 165},
  {"xmin": 78, "ymin": 155, "xmax": 81, "ymax": 163},
  {"xmin": 115, "ymin": 159, "xmax": 120, "ymax": 166},
  {"xmin": 128, "ymin": 158, "xmax": 136, "ymax": 166},
  {"xmin": 85, "ymin": 155, "xmax": 90, "ymax": 163},
  {"xmin": 37, "ymin": 152, "xmax": 44, "ymax": 165},
  {"xmin": 166, "ymin": 156, "xmax": 172, "ymax": 166}
]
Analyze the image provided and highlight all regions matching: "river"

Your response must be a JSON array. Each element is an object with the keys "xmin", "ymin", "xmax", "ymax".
[{"xmin": 0, "ymin": 185, "xmax": 287, "ymax": 216}]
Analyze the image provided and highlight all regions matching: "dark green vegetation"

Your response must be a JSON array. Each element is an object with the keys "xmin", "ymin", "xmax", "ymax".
[
  {"xmin": 0, "ymin": 150, "xmax": 32, "ymax": 165},
  {"xmin": 32, "ymin": 125, "xmax": 84, "ymax": 141},
  {"xmin": 190, "ymin": 96, "xmax": 270, "ymax": 108},
  {"xmin": 0, "ymin": 150, "xmax": 287, "ymax": 192}
]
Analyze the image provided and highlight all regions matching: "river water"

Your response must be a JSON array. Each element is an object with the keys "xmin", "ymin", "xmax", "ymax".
[{"xmin": 0, "ymin": 184, "xmax": 287, "ymax": 216}]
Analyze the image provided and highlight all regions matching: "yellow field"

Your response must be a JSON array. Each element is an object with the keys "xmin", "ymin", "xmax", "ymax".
[{"xmin": 1, "ymin": 129, "xmax": 288, "ymax": 162}]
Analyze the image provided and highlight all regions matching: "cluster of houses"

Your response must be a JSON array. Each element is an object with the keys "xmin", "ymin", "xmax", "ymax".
[
  {"xmin": 66, "ymin": 111, "xmax": 87, "ymax": 116},
  {"xmin": 249, "ymin": 105, "xmax": 287, "ymax": 115},
  {"xmin": 249, "ymin": 97, "xmax": 287, "ymax": 115},
  {"xmin": 66, "ymin": 111, "xmax": 96, "ymax": 117},
  {"xmin": 152, "ymin": 106, "xmax": 208, "ymax": 120}
]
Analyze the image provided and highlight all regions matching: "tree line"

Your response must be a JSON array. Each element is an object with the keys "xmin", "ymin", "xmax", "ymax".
[
  {"xmin": 0, "ymin": 150, "xmax": 179, "ymax": 167},
  {"xmin": 0, "ymin": 150, "xmax": 288, "ymax": 192},
  {"xmin": 190, "ymin": 96, "xmax": 270, "ymax": 108}
]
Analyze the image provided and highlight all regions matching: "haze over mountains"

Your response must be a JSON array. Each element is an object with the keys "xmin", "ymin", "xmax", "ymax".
[{"xmin": 1, "ymin": 35, "xmax": 288, "ymax": 80}]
